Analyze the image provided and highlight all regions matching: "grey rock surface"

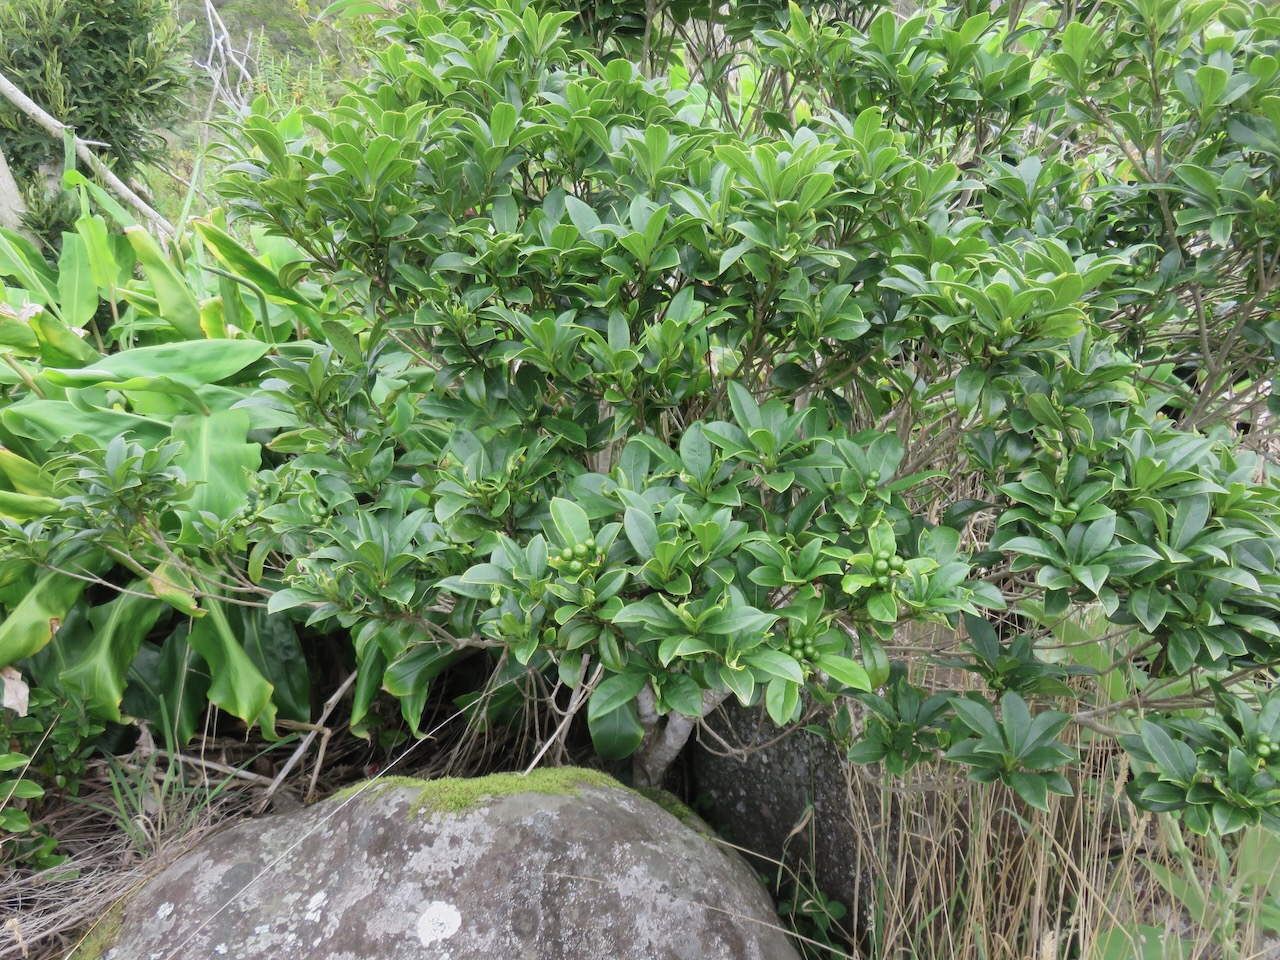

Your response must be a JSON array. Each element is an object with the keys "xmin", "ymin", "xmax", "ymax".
[
  {"xmin": 692, "ymin": 703, "xmax": 867, "ymax": 915},
  {"xmin": 94, "ymin": 769, "xmax": 800, "ymax": 960}
]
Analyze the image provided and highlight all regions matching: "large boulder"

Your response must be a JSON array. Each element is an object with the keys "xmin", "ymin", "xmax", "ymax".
[
  {"xmin": 691, "ymin": 702, "xmax": 866, "ymax": 916},
  {"xmin": 85, "ymin": 768, "xmax": 800, "ymax": 960}
]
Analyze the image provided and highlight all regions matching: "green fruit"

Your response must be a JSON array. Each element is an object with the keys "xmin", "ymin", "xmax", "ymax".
[
  {"xmin": 1261, "ymin": 734, "xmax": 1273, "ymax": 745},
  {"xmin": 889, "ymin": 556, "xmax": 904, "ymax": 571},
  {"xmin": 584, "ymin": 538, "xmax": 597, "ymax": 550},
  {"xmin": 1259, "ymin": 743, "xmax": 1273, "ymax": 758},
  {"xmin": 876, "ymin": 575, "xmax": 890, "ymax": 587},
  {"xmin": 561, "ymin": 547, "xmax": 574, "ymax": 561},
  {"xmin": 573, "ymin": 544, "xmax": 588, "ymax": 559},
  {"xmin": 569, "ymin": 560, "xmax": 584, "ymax": 574},
  {"xmin": 1051, "ymin": 513, "xmax": 1065, "ymax": 524},
  {"xmin": 1067, "ymin": 501, "xmax": 1081, "ymax": 512},
  {"xmin": 876, "ymin": 550, "xmax": 890, "ymax": 561},
  {"xmin": 874, "ymin": 559, "xmax": 889, "ymax": 573},
  {"xmin": 869, "ymin": 471, "xmax": 881, "ymax": 482}
]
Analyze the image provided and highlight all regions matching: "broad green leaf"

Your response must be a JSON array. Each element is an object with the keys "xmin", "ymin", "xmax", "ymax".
[
  {"xmin": 588, "ymin": 672, "xmax": 648, "ymax": 720},
  {"xmin": 1141, "ymin": 722, "xmax": 1197, "ymax": 784},
  {"xmin": 56, "ymin": 233, "xmax": 99, "ymax": 329},
  {"xmin": 29, "ymin": 310, "xmax": 100, "ymax": 366},
  {"xmin": 61, "ymin": 592, "xmax": 164, "ymax": 721},
  {"xmin": 383, "ymin": 641, "xmax": 468, "ymax": 734},
  {"xmin": 0, "ymin": 490, "xmax": 64, "ymax": 520},
  {"xmin": 233, "ymin": 606, "xmax": 312, "ymax": 723},
  {"xmin": 588, "ymin": 699, "xmax": 645, "ymax": 759},
  {"xmin": 1007, "ymin": 771, "xmax": 1051, "ymax": 811},
  {"xmin": 765, "ymin": 676, "xmax": 800, "ymax": 725},
  {"xmin": 859, "ymin": 631, "xmax": 891, "ymax": 688},
  {"xmin": 0, "ymin": 448, "xmax": 54, "ymax": 496},
  {"xmin": 624, "ymin": 507, "xmax": 658, "ymax": 557},
  {"xmin": 56, "ymin": 340, "xmax": 269, "ymax": 386},
  {"xmin": 75, "ymin": 213, "xmax": 125, "ymax": 294},
  {"xmin": 702, "ymin": 605, "xmax": 778, "ymax": 636},
  {"xmin": 124, "ymin": 227, "xmax": 204, "ymax": 339},
  {"xmin": 718, "ymin": 664, "xmax": 755, "ymax": 705},
  {"xmin": 0, "ymin": 572, "xmax": 88, "ymax": 665},
  {"xmin": 171, "ymin": 410, "xmax": 261, "ymax": 542},
  {"xmin": 193, "ymin": 219, "xmax": 314, "ymax": 306},
  {"xmin": 0, "ymin": 230, "xmax": 58, "ymax": 306},
  {"xmin": 550, "ymin": 497, "xmax": 591, "ymax": 545},
  {"xmin": 816, "ymin": 655, "xmax": 872, "ymax": 691},
  {"xmin": 2, "ymin": 400, "xmax": 169, "ymax": 449},
  {"xmin": 185, "ymin": 599, "xmax": 277, "ymax": 735},
  {"xmin": 659, "ymin": 673, "xmax": 703, "ymax": 718},
  {"xmin": 951, "ymin": 697, "xmax": 1002, "ymax": 740},
  {"xmin": 745, "ymin": 648, "xmax": 803, "ymax": 683},
  {"xmin": 120, "ymin": 625, "xmax": 211, "ymax": 746}
]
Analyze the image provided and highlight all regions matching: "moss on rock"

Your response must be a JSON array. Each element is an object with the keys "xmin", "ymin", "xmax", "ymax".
[
  {"xmin": 68, "ymin": 900, "xmax": 126, "ymax": 960},
  {"xmin": 635, "ymin": 786, "xmax": 707, "ymax": 833},
  {"xmin": 332, "ymin": 767, "xmax": 623, "ymax": 817}
]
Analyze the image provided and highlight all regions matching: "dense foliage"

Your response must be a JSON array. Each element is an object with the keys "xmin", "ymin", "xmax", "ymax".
[
  {"xmin": 3, "ymin": 0, "xmax": 1280, "ymax": 882},
  {"xmin": 0, "ymin": 0, "xmax": 190, "ymax": 241}
]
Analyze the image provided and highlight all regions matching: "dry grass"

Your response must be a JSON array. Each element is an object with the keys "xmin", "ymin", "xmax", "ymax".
[
  {"xmin": 834, "ymin": 727, "xmax": 1280, "ymax": 960},
  {"xmin": 0, "ymin": 758, "xmax": 257, "ymax": 960}
]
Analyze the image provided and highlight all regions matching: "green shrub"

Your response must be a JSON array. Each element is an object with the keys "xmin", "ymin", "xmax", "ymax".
[
  {"xmin": 0, "ymin": 0, "xmax": 1278, "ymax": 842},
  {"xmin": 0, "ymin": 0, "xmax": 190, "ymax": 179},
  {"xmin": 0, "ymin": 0, "xmax": 191, "ymax": 244}
]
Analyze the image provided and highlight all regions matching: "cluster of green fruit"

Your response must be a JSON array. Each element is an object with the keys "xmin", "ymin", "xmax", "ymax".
[
  {"xmin": 1048, "ymin": 501, "xmax": 1081, "ymax": 525},
  {"xmin": 548, "ymin": 538, "xmax": 606, "ymax": 575},
  {"xmin": 871, "ymin": 550, "xmax": 905, "ymax": 587},
  {"xmin": 1114, "ymin": 248, "xmax": 1159, "ymax": 280},
  {"xmin": 1255, "ymin": 733, "xmax": 1275, "ymax": 766},
  {"xmin": 782, "ymin": 634, "xmax": 820, "ymax": 663}
]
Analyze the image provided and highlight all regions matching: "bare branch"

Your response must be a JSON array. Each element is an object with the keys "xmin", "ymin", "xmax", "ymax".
[{"xmin": 0, "ymin": 67, "xmax": 176, "ymax": 236}]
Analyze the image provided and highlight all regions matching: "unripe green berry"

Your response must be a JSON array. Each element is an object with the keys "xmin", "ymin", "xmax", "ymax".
[{"xmin": 569, "ymin": 560, "xmax": 584, "ymax": 574}]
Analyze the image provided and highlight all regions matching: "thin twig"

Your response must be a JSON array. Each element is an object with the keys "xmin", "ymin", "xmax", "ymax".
[{"xmin": 255, "ymin": 670, "xmax": 358, "ymax": 812}]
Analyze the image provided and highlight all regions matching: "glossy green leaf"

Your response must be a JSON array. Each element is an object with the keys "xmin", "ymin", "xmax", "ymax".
[
  {"xmin": 61, "ymin": 592, "xmax": 164, "ymax": 721},
  {"xmin": 56, "ymin": 233, "xmax": 99, "ymax": 329},
  {"xmin": 185, "ymin": 599, "xmax": 277, "ymax": 735},
  {"xmin": 124, "ymin": 227, "xmax": 204, "ymax": 339},
  {"xmin": 171, "ymin": 410, "xmax": 261, "ymax": 540},
  {"xmin": 0, "ymin": 572, "xmax": 88, "ymax": 665},
  {"xmin": 587, "ymin": 699, "xmax": 645, "ymax": 760}
]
